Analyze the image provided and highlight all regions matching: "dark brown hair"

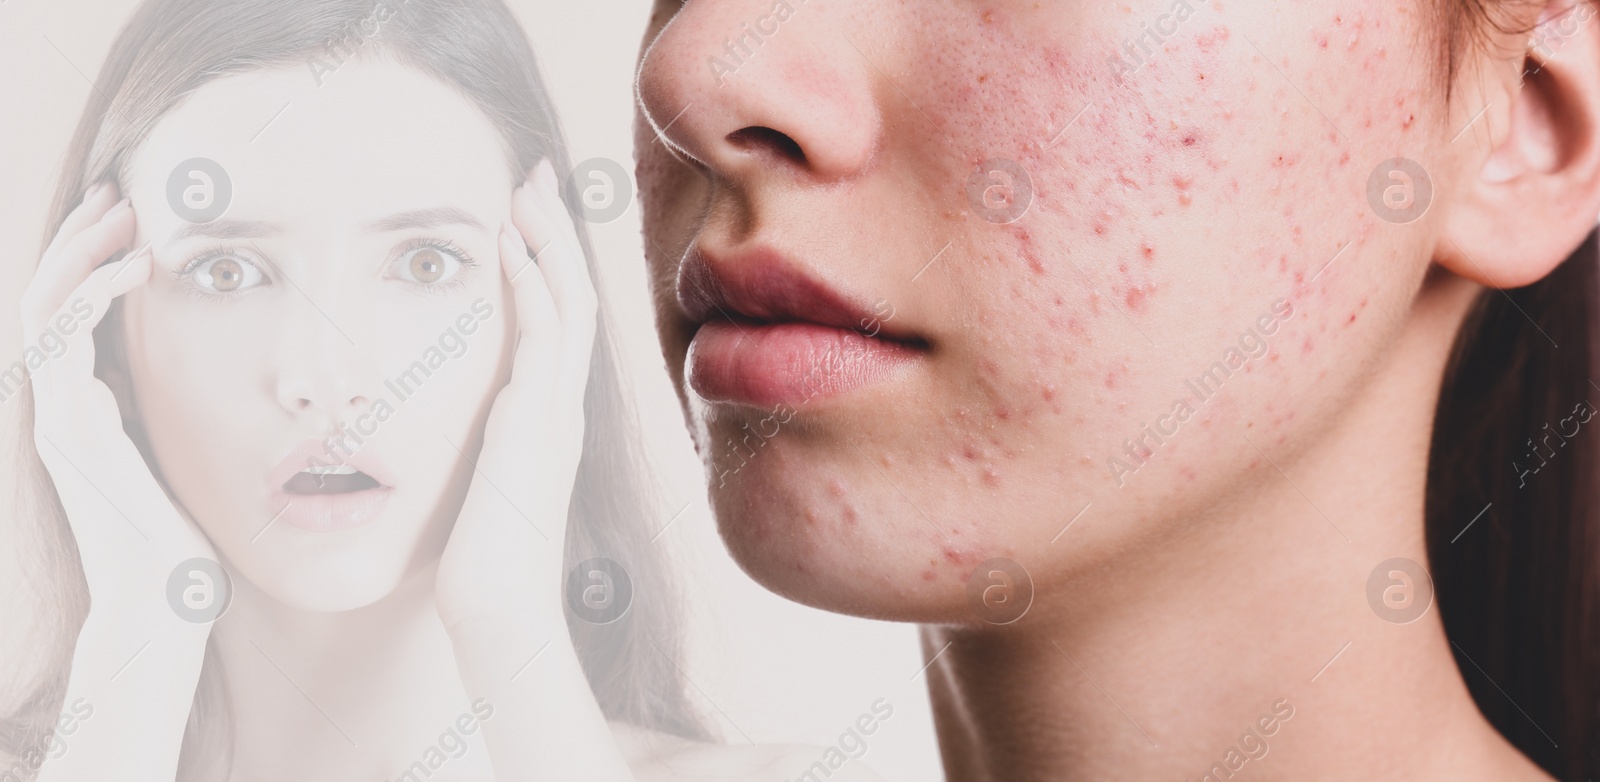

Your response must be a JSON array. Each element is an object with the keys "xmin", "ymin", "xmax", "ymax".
[{"xmin": 1429, "ymin": 231, "xmax": 1600, "ymax": 781}]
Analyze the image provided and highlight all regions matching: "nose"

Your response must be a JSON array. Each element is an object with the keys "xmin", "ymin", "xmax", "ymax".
[
  {"xmin": 636, "ymin": 0, "xmax": 881, "ymax": 183},
  {"xmin": 273, "ymin": 293, "xmax": 378, "ymax": 423}
]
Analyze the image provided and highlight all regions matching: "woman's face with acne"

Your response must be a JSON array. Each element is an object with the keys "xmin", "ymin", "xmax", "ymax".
[
  {"xmin": 635, "ymin": 0, "xmax": 1482, "ymax": 621},
  {"xmin": 120, "ymin": 57, "xmax": 516, "ymax": 612}
]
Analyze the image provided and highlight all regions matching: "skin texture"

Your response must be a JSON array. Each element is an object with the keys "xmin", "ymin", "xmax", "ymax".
[{"xmin": 636, "ymin": 0, "xmax": 1600, "ymax": 779}]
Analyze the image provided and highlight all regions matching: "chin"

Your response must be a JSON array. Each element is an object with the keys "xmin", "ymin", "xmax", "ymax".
[
  {"xmin": 228, "ymin": 544, "xmax": 420, "ymax": 614},
  {"xmin": 705, "ymin": 444, "xmax": 993, "ymax": 625}
]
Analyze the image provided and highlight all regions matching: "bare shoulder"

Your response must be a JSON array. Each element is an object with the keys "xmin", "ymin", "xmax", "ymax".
[{"xmin": 613, "ymin": 723, "xmax": 890, "ymax": 782}]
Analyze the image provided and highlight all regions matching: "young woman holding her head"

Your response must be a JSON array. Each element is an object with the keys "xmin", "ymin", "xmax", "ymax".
[
  {"xmin": 1, "ymin": 1, "xmax": 883, "ymax": 779},
  {"xmin": 636, "ymin": 0, "xmax": 1600, "ymax": 779}
]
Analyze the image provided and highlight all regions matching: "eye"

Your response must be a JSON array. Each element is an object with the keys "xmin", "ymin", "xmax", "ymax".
[
  {"xmin": 389, "ymin": 240, "xmax": 472, "ymax": 287},
  {"xmin": 188, "ymin": 252, "xmax": 266, "ymax": 294}
]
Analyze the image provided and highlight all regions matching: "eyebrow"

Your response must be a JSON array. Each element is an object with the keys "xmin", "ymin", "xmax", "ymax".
[{"xmin": 167, "ymin": 207, "xmax": 485, "ymax": 242}]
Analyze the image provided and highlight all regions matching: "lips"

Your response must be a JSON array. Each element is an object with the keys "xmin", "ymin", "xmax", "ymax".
[
  {"xmin": 679, "ymin": 245, "xmax": 924, "ymax": 408},
  {"xmin": 265, "ymin": 439, "xmax": 395, "ymax": 533}
]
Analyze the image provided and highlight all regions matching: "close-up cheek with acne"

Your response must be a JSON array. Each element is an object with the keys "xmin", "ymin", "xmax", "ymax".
[{"xmin": 639, "ymin": 0, "xmax": 1474, "ymax": 621}]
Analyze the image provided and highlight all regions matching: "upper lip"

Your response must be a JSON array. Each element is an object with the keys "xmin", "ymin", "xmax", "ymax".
[
  {"xmin": 678, "ymin": 244, "xmax": 918, "ymax": 343},
  {"xmin": 268, "ymin": 437, "xmax": 395, "ymax": 494}
]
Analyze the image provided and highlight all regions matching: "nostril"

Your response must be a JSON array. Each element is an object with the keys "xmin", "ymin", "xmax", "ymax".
[{"xmin": 727, "ymin": 126, "xmax": 807, "ymax": 166}]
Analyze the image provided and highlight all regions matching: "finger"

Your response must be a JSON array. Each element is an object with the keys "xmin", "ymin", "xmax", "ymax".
[
  {"xmin": 498, "ymin": 221, "xmax": 561, "ymax": 397},
  {"xmin": 508, "ymin": 162, "xmax": 598, "ymax": 394},
  {"xmin": 42, "ymin": 180, "xmax": 119, "ymax": 262},
  {"xmin": 41, "ymin": 244, "xmax": 152, "ymax": 384},
  {"xmin": 23, "ymin": 199, "xmax": 137, "ymax": 337},
  {"xmin": 510, "ymin": 160, "xmax": 599, "ymax": 327}
]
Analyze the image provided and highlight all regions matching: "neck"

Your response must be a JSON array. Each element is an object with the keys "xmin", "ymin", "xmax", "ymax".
[
  {"xmin": 924, "ymin": 272, "xmax": 1544, "ymax": 781},
  {"xmin": 211, "ymin": 563, "xmax": 491, "ymax": 781}
]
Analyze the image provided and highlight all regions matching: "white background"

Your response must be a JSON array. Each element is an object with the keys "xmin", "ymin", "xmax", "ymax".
[{"xmin": 0, "ymin": 1, "xmax": 943, "ymax": 779}]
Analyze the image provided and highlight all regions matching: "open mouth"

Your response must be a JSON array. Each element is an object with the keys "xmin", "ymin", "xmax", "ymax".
[{"xmin": 283, "ymin": 464, "xmax": 383, "ymax": 495}]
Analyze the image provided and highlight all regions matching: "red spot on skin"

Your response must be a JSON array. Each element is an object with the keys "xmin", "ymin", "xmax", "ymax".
[
  {"xmin": 1010, "ymin": 224, "xmax": 1048, "ymax": 275},
  {"xmin": 1125, "ymin": 285, "xmax": 1153, "ymax": 312},
  {"xmin": 922, "ymin": 569, "xmax": 938, "ymax": 581},
  {"xmin": 1104, "ymin": 370, "xmax": 1119, "ymax": 389},
  {"xmin": 963, "ymin": 445, "xmax": 979, "ymax": 460},
  {"xmin": 1302, "ymin": 337, "xmax": 1315, "ymax": 354},
  {"xmin": 995, "ymin": 406, "xmax": 1012, "ymax": 420},
  {"xmin": 1141, "ymin": 241, "xmax": 1156, "ymax": 261},
  {"xmin": 828, "ymin": 479, "xmax": 847, "ymax": 498},
  {"xmin": 983, "ymin": 465, "xmax": 1001, "ymax": 485},
  {"xmin": 1194, "ymin": 26, "xmax": 1230, "ymax": 53}
]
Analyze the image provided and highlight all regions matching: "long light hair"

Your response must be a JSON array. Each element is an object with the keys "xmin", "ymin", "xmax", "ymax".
[{"xmin": 1, "ymin": 0, "xmax": 710, "ymax": 777}]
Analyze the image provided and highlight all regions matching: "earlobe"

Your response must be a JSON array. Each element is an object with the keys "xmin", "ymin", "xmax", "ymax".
[{"xmin": 1437, "ymin": 0, "xmax": 1600, "ymax": 290}]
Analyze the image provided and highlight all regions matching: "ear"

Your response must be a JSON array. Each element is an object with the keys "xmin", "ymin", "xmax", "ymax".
[{"xmin": 1438, "ymin": 0, "xmax": 1600, "ymax": 289}]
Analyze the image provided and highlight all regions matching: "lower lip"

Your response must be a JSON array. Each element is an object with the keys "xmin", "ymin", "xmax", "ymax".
[
  {"xmin": 687, "ymin": 320, "xmax": 919, "ymax": 407},
  {"xmin": 267, "ymin": 487, "xmax": 393, "ymax": 533}
]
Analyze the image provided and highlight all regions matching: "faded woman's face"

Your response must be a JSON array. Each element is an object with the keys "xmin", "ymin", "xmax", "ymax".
[
  {"xmin": 635, "ymin": 1, "xmax": 1530, "ymax": 620},
  {"xmin": 121, "ymin": 57, "xmax": 515, "ymax": 611}
]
